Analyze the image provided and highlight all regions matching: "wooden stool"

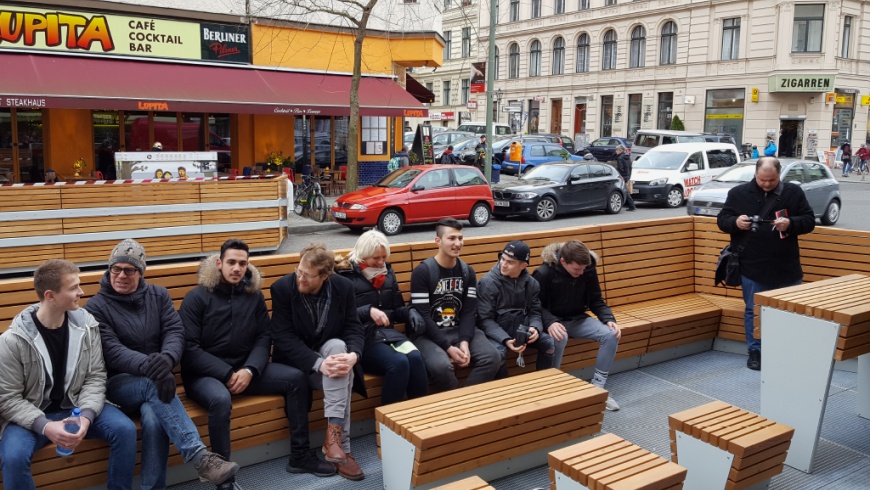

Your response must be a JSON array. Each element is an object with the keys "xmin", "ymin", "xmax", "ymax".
[
  {"xmin": 669, "ymin": 401, "xmax": 794, "ymax": 490},
  {"xmin": 549, "ymin": 433, "xmax": 687, "ymax": 490},
  {"xmin": 432, "ymin": 475, "xmax": 494, "ymax": 489}
]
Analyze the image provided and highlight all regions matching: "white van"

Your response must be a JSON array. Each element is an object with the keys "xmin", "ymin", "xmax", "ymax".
[
  {"xmin": 455, "ymin": 122, "xmax": 514, "ymax": 137},
  {"xmin": 630, "ymin": 142, "xmax": 741, "ymax": 207},
  {"xmin": 631, "ymin": 129, "xmax": 706, "ymax": 161}
]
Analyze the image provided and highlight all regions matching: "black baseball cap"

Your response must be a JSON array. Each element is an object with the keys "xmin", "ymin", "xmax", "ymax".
[{"xmin": 501, "ymin": 240, "xmax": 530, "ymax": 264}]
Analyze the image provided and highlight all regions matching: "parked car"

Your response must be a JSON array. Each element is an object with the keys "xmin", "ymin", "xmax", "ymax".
[
  {"xmin": 501, "ymin": 142, "xmax": 585, "ymax": 175},
  {"xmin": 575, "ymin": 137, "xmax": 633, "ymax": 162},
  {"xmin": 331, "ymin": 164, "xmax": 494, "ymax": 235},
  {"xmin": 531, "ymin": 133, "xmax": 576, "ymax": 153},
  {"xmin": 404, "ymin": 131, "xmax": 415, "ymax": 146},
  {"xmin": 686, "ymin": 158, "xmax": 841, "ymax": 225},
  {"xmin": 701, "ymin": 132, "xmax": 737, "ymax": 145},
  {"xmin": 455, "ymin": 121, "xmax": 514, "ymax": 138},
  {"xmin": 434, "ymin": 136, "xmax": 478, "ymax": 163},
  {"xmin": 631, "ymin": 129, "xmax": 706, "ymax": 161},
  {"xmin": 630, "ymin": 142, "xmax": 741, "ymax": 207},
  {"xmin": 491, "ymin": 162, "xmax": 627, "ymax": 221},
  {"xmin": 492, "ymin": 136, "xmax": 550, "ymax": 166}
]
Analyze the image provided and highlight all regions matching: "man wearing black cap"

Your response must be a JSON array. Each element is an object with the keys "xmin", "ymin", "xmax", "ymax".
[{"xmin": 478, "ymin": 240, "xmax": 555, "ymax": 375}]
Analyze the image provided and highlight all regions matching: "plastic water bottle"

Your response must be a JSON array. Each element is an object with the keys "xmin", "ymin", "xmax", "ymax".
[{"xmin": 56, "ymin": 407, "xmax": 81, "ymax": 457}]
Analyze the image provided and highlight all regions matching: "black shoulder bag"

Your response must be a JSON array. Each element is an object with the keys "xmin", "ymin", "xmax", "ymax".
[{"xmin": 715, "ymin": 197, "xmax": 779, "ymax": 287}]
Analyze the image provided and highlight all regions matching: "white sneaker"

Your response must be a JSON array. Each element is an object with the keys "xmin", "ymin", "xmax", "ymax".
[{"xmin": 605, "ymin": 396, "xmax": 620, "ymax": 411}]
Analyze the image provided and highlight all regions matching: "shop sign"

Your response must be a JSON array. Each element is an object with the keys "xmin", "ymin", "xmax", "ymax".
[
  {"xmin": 429, "ymin": 112, "xmax": 442, "ymax": 121},
  {"xmin": 768, "ymin": 74, "xmax": 835, "ymax": 92},
  {"xmin": 403, "ymin": 109, "xmax": 426, "ymax": 117},
  {"xmin": 441, "ymin": 112, "xmax": 455, "ymax": 121},
  {"xmin": 466, "ymin": 100, "xmax": 477, "ymax": 109},
  {"xmin": 861, "ymin": 96, "xmax": 870, "ymax": 107},
  {"xmin": 0, "ymin": 5, "xmax": 249, "ymax": 63}
]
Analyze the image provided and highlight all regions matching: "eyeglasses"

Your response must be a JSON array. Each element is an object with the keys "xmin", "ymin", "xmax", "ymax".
[
  {"xmin": 110, "ymin": 266, "xmax": 139, "ymax": 276},
  {"xmin": 296, "ymin": 269, "xmax": 323, "ymax": 281}
]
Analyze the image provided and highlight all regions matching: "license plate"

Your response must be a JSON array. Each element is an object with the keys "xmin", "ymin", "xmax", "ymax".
[
  {"xmin": 334, "ymin": 211, "xmax": 346, "ymax": 219},
  {"xmin": 695, "ymin": 207, "xmax": 719, "ymax": 216},
  {"xmin": 495, "ymin": 200, "xmax": 509, "ymax": 207}
]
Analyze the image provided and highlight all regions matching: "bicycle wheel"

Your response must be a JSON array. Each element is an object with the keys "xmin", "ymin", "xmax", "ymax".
[
  {"xmin": 310, "ymin": 193, "xmax": 329, "ymax": 222},
  {"xmin": 293, "ymin": 184, "xmax": 307, "ymax": 216}
]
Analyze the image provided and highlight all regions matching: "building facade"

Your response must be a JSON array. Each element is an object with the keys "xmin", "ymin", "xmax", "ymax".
[
  {"xmin": 0, "ymin": 0, "xmax": 442, "ymax": 184},
  {"xmin": 414, "ymin": 0, "xmax": 869, "ymax": 157}
]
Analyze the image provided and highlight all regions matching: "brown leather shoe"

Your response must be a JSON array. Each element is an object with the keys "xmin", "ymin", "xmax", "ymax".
[
  {"xmin": 334, "ymin": 452, "xmax": 365, "ymax": 481},
  {"xmin": 322, "ymin": 424, "xmax": 346, "ymax": 464}
]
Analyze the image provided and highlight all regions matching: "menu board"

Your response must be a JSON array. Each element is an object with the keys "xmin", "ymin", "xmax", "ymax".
[{"xmin": 421, "ymin": 124, "xmax": 435, "ymax": 165}]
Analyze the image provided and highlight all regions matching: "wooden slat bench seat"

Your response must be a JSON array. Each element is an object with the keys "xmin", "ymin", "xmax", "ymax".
[
  {"xmin": 432, "ymin": 475, "xmax": 494, "ymax": 489},
  {"xmin": 613, "ymin": 294, "xmax": 721, "ymax": 353},
  {"xmin": 549, "ymin": 433, "xmax": 687, "ymax": 490},
  {"xmin": 375, "ymin": 369, "xmax": 608, "ymax": 489},
  {"xmin": 668, "ymin": 401, "xmax": 793, "ymax": 490}
]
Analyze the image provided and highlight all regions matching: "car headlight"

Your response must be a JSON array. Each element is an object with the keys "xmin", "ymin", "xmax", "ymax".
[
  {"xmin": 348, "ymin": 203, "xmax": 367, "ymax": 211},
  {"xmin": 649, "ymin": 178, "xmax": 669, "ymax": 186},
  {"xmin": 514, "ymin": 192, "xmax": 538, "ymax": 199}
]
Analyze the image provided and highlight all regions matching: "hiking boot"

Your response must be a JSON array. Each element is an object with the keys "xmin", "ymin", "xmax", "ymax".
[
  {"xmin": 334, "ymin": 452, "xmax": 365, "ymax": 481},
  {"xmin": 286, "ymin": 450, "xmax": 336, "ymax": 477},
  {"xmin": 195, "ymin": 452, "xmax": 239, "ymax": 485},
  {"xmin": 605, "ymin": 396, "xmax": 620, "ymax": 411},
  {"xmin": 747, "ymin": 350, "xmax": 761, "ymax": 371},
  {"xmin": 322, "ymin": 424, "xmax": 347, "ymax": 464},
  {"xmin": 215, "ymin": 481, "xmax": 236, "ymax": 490}
]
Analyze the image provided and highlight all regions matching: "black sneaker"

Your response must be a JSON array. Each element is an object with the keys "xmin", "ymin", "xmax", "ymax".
[
  {"xmin": 747, "ymin": 350, "xmax": 761, "ymax": 371},
  {"xmin": 286, "ymin": 450, "xmax": 337, "ymax": 477}
]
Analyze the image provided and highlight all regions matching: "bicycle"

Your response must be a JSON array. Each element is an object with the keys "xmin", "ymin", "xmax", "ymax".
[{"xmin": 293, "ymin": 174, "xmax": 329, "ymax": 222}]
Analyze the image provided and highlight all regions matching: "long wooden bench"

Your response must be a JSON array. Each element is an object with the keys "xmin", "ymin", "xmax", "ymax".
[
  {"xmin": 432, "ymin": 475, "xmax": 494, "ymax": 489},
  {"xmin": 549, "ymin": 433, "xmax": 687, "ymax": 490},
  {"xmin": 375, "ymin": 369, "xmax": 607, "ymax": 489},
  {"xmin": 2, "ymin": 217, "xmax": 870, "ymax": 488},
  {"xmin": 669, "ymin": 401, "xmax": 794, "ymax": 490}
]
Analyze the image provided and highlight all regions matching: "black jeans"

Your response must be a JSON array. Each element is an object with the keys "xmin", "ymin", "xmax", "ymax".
[
  {"xmin": 184, "ymin": 362, "xmax": 311, "ymax": 459},
  {"xmin": 362, "ymin": 341, "xmax": 428, "ymax": 405}
]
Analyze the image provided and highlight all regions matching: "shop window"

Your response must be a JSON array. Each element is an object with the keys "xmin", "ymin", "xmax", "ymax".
[
  {"xmin": 704, "ymin": 89, "xmax": 745, "ymax": 148},
  {"xmin": 658, "ymin": 92, "xmax": 674, "ymax": 129},
  {"xmin": 552, "ymin": 37, "xmax": 565, "ymax": 75},
  {"xmin": 530, "ymin": 40, "xmax": 542, "ymax": 77},
  {"xmin": 576, "ymin": 34, "xmax": 589, "ymax": 73},
  {"xmin": 0, "ymin": 110, "xmax": 14, "ymax": 182},
  {"xmin": 722, "ymin": 18, "xmax": 740, "ymax": 60},
  {"xmin": 93, "ymin": 111, "xmax": 120, "ymax": 180},
  {"xmin": 209, "ymin": 114, "xmax": 232, "ymax": 171},
  {"xmin": 792, "ymin": 4, "xmax": 824, "ymax": 53},
  {"xmin": 16, "ymin": 109, "xmax": 44, "ymax": 183},
  {"xmin": 601, "ymin": 95, "xmax": 614, "ymax": 137},
  {"xmin": 660, "ymin": 21, "xmax": 677, "ymax": 65},
  {"xmin": 152, "ymin": 112, "xmax": 179, "ymax": 152},
  {"xmin": 510, "ymin": 0, "xmax": 519, "ymax": 21},
  {"xmin": 627, "ymin": 94, "xmax": 642, "ymax": 138},
  {"xmin": 630, "ymin": 26, "xmax": 646, "ymax": 68},
  {"xmin": 602, "ymin": 30, "xmax": 617, "ymax": 70},
  {"xmin": 841, "ymin": 16, "xmax": 852, "ymax": 58},
  {"xmin": 509, "ymin": 43, "xmax": 520, "ymax": 79}
]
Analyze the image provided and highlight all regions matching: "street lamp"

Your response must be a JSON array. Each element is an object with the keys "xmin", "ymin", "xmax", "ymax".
[{"xmin": 494, "ymin": 88, "xmax": 503, "ymax": 123}]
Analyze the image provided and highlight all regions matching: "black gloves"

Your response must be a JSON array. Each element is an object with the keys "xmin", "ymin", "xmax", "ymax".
[
  {"xmin": 145, "ymin": 353, "xmax": 174, "ymax": 380},
  {"xmin": 155, "ymin": 372, "xmax": 177, "ymax": 403},
  {"xmin": 407, "ymin": 308, "xmax": 426, "ymax": 337}
]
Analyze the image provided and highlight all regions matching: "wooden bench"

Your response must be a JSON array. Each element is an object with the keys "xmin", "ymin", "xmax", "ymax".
[
  {"xmin": 432, "ymin": 475, "xmax": 494, "ymax": 489},
  {"xmin": 668, "ymin": 401, "xmax": 794, "ymax": 490},
  {"xmin": 549, "ymin": 433, "xmax": 687, "ymax": 490},
  {"xmin": 375, "ymin": 369, "xmax": 608, "ymax": 489}
]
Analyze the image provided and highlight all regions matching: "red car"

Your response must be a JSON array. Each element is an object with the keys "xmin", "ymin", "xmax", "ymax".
[{"xmin": 331, "ymin": 164, "xmax": 494, "ymax": 235}]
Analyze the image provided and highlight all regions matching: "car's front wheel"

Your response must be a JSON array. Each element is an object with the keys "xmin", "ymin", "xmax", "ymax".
[
  {"xmin": 605, "ymin": 191, "xmax": 623, "ymax": 214},
  {"xmin": 535, "ymin": 197, "xmax": 557, "ymax": 221},
  {"xmin": 377, "ymin": 209, "xmax": 404, "ymax": 236},
  {"xmin": 821, "ymin": 199, "xmax": 840, "ymax": 226},
  {"xmin": 468, "ymin": 202, "xmax": 491, "ymax": 227},
  {"xmin": 666, "ymin": 186, "xmax": 684, "ymax": 207}
]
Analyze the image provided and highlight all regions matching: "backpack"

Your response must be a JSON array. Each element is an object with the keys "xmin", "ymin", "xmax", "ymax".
[{"xmin": 387, "ymin": 156, "xmax": 401, "ymax": 172}]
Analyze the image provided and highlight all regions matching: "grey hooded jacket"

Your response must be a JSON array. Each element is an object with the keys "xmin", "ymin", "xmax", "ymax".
[{"xmin": 477, "ymin": 262, "xmax": 544, "ymax": 345}]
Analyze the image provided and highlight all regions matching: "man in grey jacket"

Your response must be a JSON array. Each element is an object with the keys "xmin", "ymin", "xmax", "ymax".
[
  {"xmin": 0, "ymin": 259, "xmax": 137, "ymax": 490},
  {"xmin": 478, "ymin": 240, "xmax": 555, "ymax": 375}
]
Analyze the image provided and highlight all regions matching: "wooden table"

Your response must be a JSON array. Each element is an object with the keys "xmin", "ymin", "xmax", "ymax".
[{"xmin": 754, "ymin": 274, "xmax": 870, "ymax": 473}]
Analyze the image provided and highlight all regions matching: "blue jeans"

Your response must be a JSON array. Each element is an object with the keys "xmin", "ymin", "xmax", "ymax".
[
  {"xmin": 0, "ymin": 404, "xmax": 137, "ymax": 490},
  {"xmin": 107, "ymin": 374, "xmax": 205, "ymax": 490},
  {"xmin": 552, "ymin": 316, "xmax": 619, "ymax": 388},
  {"xmin": 362, "ymin": 341, "xmax": 429, "ymax": 405},
  {"xmin": 741, "ymin": 275, "xmax": 802, "ymax": 352},
  {"xmin": 184, "ymin": 362, "xmax": 311, "ymax": 460}
]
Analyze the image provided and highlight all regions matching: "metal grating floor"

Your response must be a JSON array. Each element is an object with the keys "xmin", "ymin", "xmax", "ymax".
[{"xmin": 169, "ymin": 350, "xmax": 870, "ymax": 490}]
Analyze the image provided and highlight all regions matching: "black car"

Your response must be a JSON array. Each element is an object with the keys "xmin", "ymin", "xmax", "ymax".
[
  {"xmin": 491, "ymin": 162, "xmax": 627, "ymax": 221},
  {"xmin": 575, "ymin": 137, "xmax": 633, "ymax": 162}
]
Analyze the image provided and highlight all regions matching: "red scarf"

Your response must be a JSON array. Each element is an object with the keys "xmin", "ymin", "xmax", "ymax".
[{"xmin": 358, "ymin": 261, "xmax": 387, "ymax": 289}]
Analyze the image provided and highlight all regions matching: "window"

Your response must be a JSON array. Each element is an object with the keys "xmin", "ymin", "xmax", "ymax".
[
  {"xmin": 805, "ymin": 163, "xmax": 828, "ymax": 182},
  {"xmin": 555, "ymin": 0, "xmax": 565, "ymax": 14},
  {"xmin": 509, "ymin": 43, "xmax": 520, "ymax": 78},
  {"xmin": 420, "ymin": 169, "xmax": 451, "ymax": 189},
  {"xmin": 605, "ymin": 0, "xmax": 616, "ymax": 5},
  {"xmin": 462, "ymin": 27, "xmax": 471, "ymax": 58},
  {"xmin": 442, "ymin": 80, "xmax": 451, "ymax": 105},
  {"xmin": 530, "ymin": 40, "xmax": 542, "ymax": 77},
  {"xmin": 660, "ymin": 21, "xmax": 677, "ymax": 65},
  {"xmin": 602, "ymin": 30, "xmax": 617, "ymax": 70},
  {"xmin": 783, "ymin": 165, "xmax": 805, "ymax": 183},
  {"xmin": 579, "ymin": 0, "xmax": 589, "ymax": 9},
  {"xmin": 454, "ymin": 167, "xmax": 487, "ymax": 186},
  {"xmin": 510, "ymin": 0, "xmax": 519, "ymax": 21},
  {"xmin": 494, "ymin": 47, "xmax": 500, "ymax": 79},
  {"xmin": 841, "ymin": 15, "xmax": 852, "ymax": 57},
  {"xmin": 570, "ymin": 165, "xmax": 590, "ymax": 179},
  {"xmin": 721, "ymin": 18, "xmax": 740, "ymax": 60},
  {"xmin": 706, "ymin": 149, "xmax": 738, "ymax": 168},
  {"xmin": 590, "ymin": 164, "xmax": 609, "ymax": 177},
  {"xmin": 552, "ymin": 37, "xmax": 565, "ymax": 75},
  {"xmin": 792, "ymin": 4, "xmax": 824, "ymax": 52},
  {"xmin": 630, "ymin": 26, "xmax": 646, "ymax": 68},
  {"xmin": 361, "ymin": 116, "xmax": 388, "ymax": 156},
  {"xmin": 461, "ymin": 79, "xmax": 470, "ymax": 104},
  {"xmin": 426, "ymin": 82, "xmax": 434, "ymax": 94},
  {"xmin": 532, "ymin": 0, "xmax": 542, "ymax": 18},
  {"xmin": 444, "ymin": 31, "xmax": 452, "ymax": 60},
  {"xmin": 657, "ymin": 92, "xmax": 673, "ymax": 129},
  {"xmin": 576, "ymin": 34, "xmax": 590, "ymax": 72},
  {"xmin": 443, "ymin": 0, "xmax": 451, "ymax": 8},
  {"xmin": 627, "ymin": 94, "xmax": 642, "ymax": 138},
  {"xmin": 546, "ymin": 145, "xmax": 565, "ymax": 157},
  {"xmin": 530, "ymin": 145, "xmax": 546, "ymax": 157},
  {"xmin": 601, "ymin": 95, "xmax": 613, "ymax": 136},
  {"xmin": 684, "ymin": 152, "xmax": 703, "ymax": 171}
]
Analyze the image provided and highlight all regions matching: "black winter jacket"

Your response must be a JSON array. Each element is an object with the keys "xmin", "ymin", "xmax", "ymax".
[
  {"xmin": 532, "ymin": 243, "xmax": 614, "ymax": 329},
  {"xmin": 270, "ymin": 273, "xmax": 367, "ymax": 396},
  {"xmin": 717, "ymin": 179, "xmax": 815, "ymax": 285},
  {"xmin": 85, "ymin": 273, "xmax": 185, "ymax": 379},
  {"xmin": 477, "ymin": 263, "xmax": 543, "ymax": 345},
  {"xmin": 616, "ymin": 152, "xmax": 632, "ymax": 180},
  {"xmin": 178, "ymin": 255, "xmax": 271, "ymax": 384},
  {"xmin": 336, "ymin": 260, "xmax": 413, "ymax": 346}
]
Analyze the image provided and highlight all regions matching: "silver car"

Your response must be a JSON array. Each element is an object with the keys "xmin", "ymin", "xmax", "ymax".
[{"xmin": 686, "ymin": 158, "xmax": 841, "ymax": 226}]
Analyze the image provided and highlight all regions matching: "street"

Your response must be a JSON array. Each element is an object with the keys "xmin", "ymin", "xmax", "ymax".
[{"xmin": 278, "ymin": 177, "xmax": 870, "ymax": 254}]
